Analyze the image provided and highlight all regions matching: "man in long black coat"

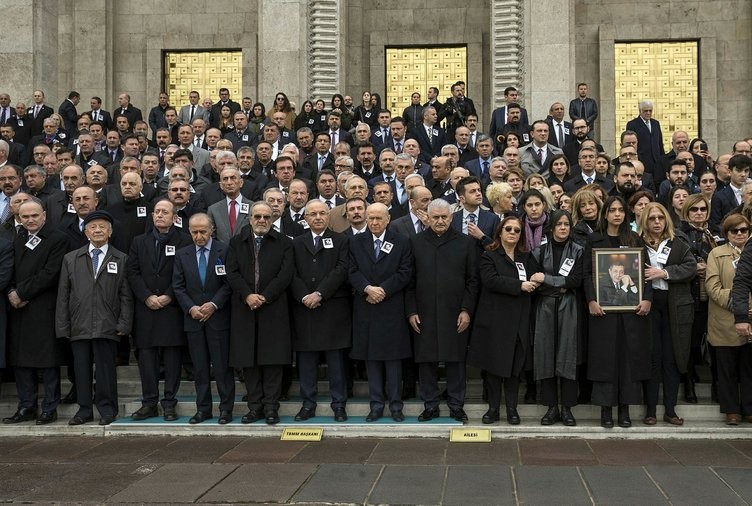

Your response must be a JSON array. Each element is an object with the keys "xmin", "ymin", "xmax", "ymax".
[
  {"xmin": 3, "ymin": 201, "xmax": 68, "ymax": 424},
  {"xmin": 226, "ymin": 202, "xmax": 294, "ymax": 425},
  {"xmin": 290, "ymin": 200, "xmax": 351, "ymax": 422},
  {"xmin": 126, "ymin": 199, "xmax": 193, "ymax": 421},
  {"xmin": 349, "ymin": 202, "xmax": 413, "ymax": 422},
  {"xmin": 406, "ymin": 198, "xmax": 478, "ymax": 423}
]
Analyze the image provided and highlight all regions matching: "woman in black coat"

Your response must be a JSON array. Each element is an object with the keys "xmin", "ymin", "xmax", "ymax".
[
  {"xmin": 639, "ymin": 202, "xmax": 697, "ymax": 426},
  {"xmin": 585, "ymin": 196, "xmax": 652, "ymax": 429},
  {"xmin": 531, "ymin": 210, "xmax": 584, "ymax": 426},
  {"xmin": 467, "ymin": 216, "xmax": 541, "ymax": 425}
]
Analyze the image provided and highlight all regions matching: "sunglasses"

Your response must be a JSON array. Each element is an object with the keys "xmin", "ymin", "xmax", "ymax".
[
  {"xmin": 730, "ymin": 227, "xmax": 749, "ymax": 234},
  {"xmin": 252, "ymin": 215, "xmax": 272, "ymax": 220},
  {"xmin": 503, "ymin": 226, "xmax": 521, "ymax": 233},
  {"xmin": 688, "ymin": 206, "xmax": 707, "ymax": 213}
]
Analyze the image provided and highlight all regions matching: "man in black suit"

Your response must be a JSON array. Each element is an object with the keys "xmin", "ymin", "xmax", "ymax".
[
  {"xmin": 546, "ymin": 102, "xmax": 573, "ymax": 149},
  {"xmin": 210, "ymin": 88, "xmax": 240, "ymax": 129},
  {"xmin": 315, "ymin": 169, "xmax": 343, "ymax": 209},
  {"xmin": 625, "ymin": 100, "xmax": 664, "ymax": 181},
  {"xmin": 390, "ymin": 186, "xmax": 432, "ymax": 238},
  {"xmin": 428, "ymin": 156, "xmax": 453, "ymax": 199},
  {"xmin": 711, "ymin": 155, "xmax": 751, "ymax": 228},
  {"xmin": 349, "ymin": 202, "xmax": 413, "ymax": 422},
  {"xmin": 407, "ymin": 198, "xmax": 478, "ymax": 422},
  {"xmin": 659, "ymin": 130, "xmax": 708, "ymax": 186},
  {"xmin": 440, "ymin": 82, "xmax": 476, "ymax": 143},
  {"xmin": 85, "ymin": 96, "xmax": 114, "ymax": 132},
  {"xmin": 3, "ymin": 200, "xmax": 68, "ymax": 425},
  {"xmin": 226, "ymin": 201, "xmax": 295, "ymax": 425},
  {"xmin": 407, "ymin": 106, "xmax": 447, "ymax": 163},
  {"xmin": 370, "ymin": 109, "xmax": 393, "ymax": 152},
  {"xmin": 564, "ymin": 146, "xmax": 615, "ymax": 194},
  {"xmin": 28, "ymin": 90, "xmax": 54, "ymax": 137},
  {"xmin": 60, "ymin": 186, "xmax": 98, "ymax": 249},
  {"xmin": 0, "ymin": 125, "xmax": 26, "ymax": 168},
  {"xmin": 562, "ymin": 119, "xmax": 603, "ymax": 167},
  {"xmin": 224, "ymin": 111, "xmax": 254, "ymax": 151},
  {"xmin": 172, "ymin": 213, "xmax": 235, "ymax": 424},
  {"xmin": 451, "ymin": 176, "xmax": 500, "ymax": 252},
  {"xmin": 301, "ymin": 132, "xmax": 334, "ymax": 181},
  {"xmin": 325, "ymin": 110, "xmax": 354, "ymax": 149},
  {"xmin": 423, "ymin": 87, "xmax": 443, "ymax": 115},
  {"xmin": 126, "ymin": 199, "xmax": 193, "ymax": 422},
  {"xmin": 113, "ymin": 93, "xmax": 143, "ymax": 129},
  {"xmin": 290, "ymin": 200, "xmax": 351, "ymax": 422},
  {"xmin": 489, "ymin": 86, "xmax": 530, "ymax": 145},
  {"xmin": 58, "ymin": 91, "xmax": 80, "ymax": 134}
]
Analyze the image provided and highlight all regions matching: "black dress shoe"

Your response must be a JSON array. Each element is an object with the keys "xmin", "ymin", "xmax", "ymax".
[
  {"xmin": 561, "ymin": 406, "xmax": 576, "ymax": 426},
  {"xmin": 36, "ymin": 410, "xmax": 58, "ymax": 425},
  {"xmin": 617, "ymin": 404, "xmax": 632, "ymax": 428},
  {"xmin": 482, "ymin": 409, "xmax": 500, "ymax": 424},
  {"xmin": 99, "ymin": 415, "xmax": 116, "ymax": 426},
  {"xmin": 506, "ymin": 408, "xmax": 521, "ymax": 425},
  {"xmin": 131, "ymin": 405, "xmax": 158, "ymax": 421},
  {"xmin": 418, "ymin": 407, "xmax": 440, "ymax": 422},
  {"xmin": 450, "ymin": 408, "xmax": 469, "ymax": 422},
  {"xmin": 163, "ymin": 407, "xmax": 179, "ymax": 422},
  {"xmin": 61, "ymin": 388, "xmax": 77, "ymax": 404},
  {"xmin": 391, "ymin": 410, "xmax": 405, "ymax": 422},
  {"xmin": 333, "ymin": 407, "xmax": 348, "ymax": 422},
  {"xmin": 294, "ymin": 407, "xmax": 316, "ymax": 421},
  {"xmin": 3, "ymin": 408, "xmax": 37, "ymax": 424},
  {"xmin": 265, "ymin": 411, "xmax": 280, "ymax": 425},
  {"xmin": 241, "ymin": 410, "xmax": 262, "ymax": 424},
  {"xmin": 540, "ymin": 406, "xmax": 561, "ymax": 425},
  {"xmin": 189, "ymin": 412, "xmax": 213, "ymax": 424},
  {"xmin": 218, "ymin": 411, "xmax": 233, "ymax": 424},
  {"xmin": 601, "ymin": 406, "xmax": 614, "ymax": 429},
  {"xmin": 365, "ymin": 409, "xmax": 383, "ymax": 422},
  {"xmin": 68, "ymin": 414, "xmax": 94, "ymax": 426}
]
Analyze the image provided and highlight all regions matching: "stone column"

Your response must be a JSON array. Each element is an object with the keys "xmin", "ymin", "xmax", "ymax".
[
  {"xmin": 258, "ymin": 0, "xmax": 307, "ymax": 108},
  {"xmin": 72, "ymin": 0, "xmax": 113, "ymax": 105},
  {"xmin": 524, "ymin": 0, "xmax": 574, "ymax": 122}
]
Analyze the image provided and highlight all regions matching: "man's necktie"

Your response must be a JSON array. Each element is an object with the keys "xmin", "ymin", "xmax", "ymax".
[
  {"xmin": 645, "ymin": 120, "xmax": 651, "ymax": 133},
  {"xmin": 385, "ymin": 175, "xmax": 393, "ymax": 183},
  {"xmin": 482, "ymin": 161, "xmax": 489, "ymax": 176},
  {"xmin": 190, "ymin": 105, "xmax": 195, "ymax": 122},
  {"xmin": 586, "ymin": 176, "xmax": 593, "ymax": 185},
  {"xmin": 416, "ymin": 220, "xmax": 424, "ymax": 233},
  {"xmin": 318, "ymin": 155, "xmax": 325, "ymax": 171},
  {"xmin": 580, "ymin": 100, "xmax": 586, "ymax": 119},
  {"xmin": 468, "ymin": 213, "xmax": 476, "ymax": 224},
  {"xmin": 395, "ymin": 142, "xmax": 402, "ymax": 154},
  {"xmin": 111, "ymin": 150, "xmax": 117, "ymax": 162},
  {"xmin": 557, "ymin": 123, "xmax": 564, "ymax": 146},
  {"xmin": 330, "ymin": 131, "xmax": 337, "ymax": 153},
  {"xmin": 314, "ymin": 235, "xmax": 322, "ymax": 251},
  {"xmin": 198, "ymin": 247, "xmax": 207, "ymax": 287},
  {"xmin": 294, "ymin": 212, "xmax": 301, "ymax": 222},
  {"xmin": 229, "ymin": 200, "xmax": 237, "ymax": 234},
  {"xmin": 34, "ymin": 105, "xmax": 40, "ymax": 118},
  {"xmin": 254, "ymin": 236, "xmax": 262, "ymax": 291},
  {"xmin": 536, "ymin": 148, "xmax": 543, "ymax": 164},
  {"xmin": 92, "ymin": 248, "xmax": 102, "ymax": 276},
  {"xmin": 0, "ymin": 108, "xmax": 7, "ymax": 124},
  {"xmin": 0, "ymin": 196, "xmax": 9, "ymax": 223},
  {"xmin": 374, "ymin": 238, "xmax": 382, "ymax": 259},
  {"xmin": 326, "ymin": 200, "xmax": 333, "ymax": 209}
]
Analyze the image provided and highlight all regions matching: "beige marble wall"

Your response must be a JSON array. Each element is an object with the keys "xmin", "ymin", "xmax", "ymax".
[{"xmin": 0, "ymin": 0, "xmax": 40, "ymax": 106}]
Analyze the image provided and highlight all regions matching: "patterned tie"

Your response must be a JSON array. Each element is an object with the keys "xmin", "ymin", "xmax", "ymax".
[
  {"xmin": 330, "ymin": 131, "xmax": 337, "ymax": 153},
  {"xmin": 229, "ymin": 200, "xmax": 237, "ymax": 234},
  {"xmin": 482, "ymin": 161, "xmax": 489, "ymax": 176},
  {"xmin": 254, "ymin": 236, "xmax": 262, "ymax": 291},
  {"xmin": 586, "ymin": 176, "xmax": 593, "ymax": 185},
  {"xmin": 374, "ymin": 238, "xmax": 382, "ymax": 259},
  {"xmin": 326, "ymin": 200, "xmax": 333, "ymax": 209},
  {"xmin": 0, "ymin": 108, "xmax": 6, "ymax": 124},
  {"xmin": 0, "ymin": 195, "xmax": 9, "ymax": 223},
  {"xmin": 92, "ymin": 248, "xmax": 102, "ymax": 276},
  {"xmin": 395, "ymin": 142, "xmax": 402, "ymax": 154},
  {"xmin": 34, "ymin": 105, "xmax": 40, "ymax": 118},
  {"xmin": 385, "ymin": 175, "xmax": 393, "ymax": 183},
  {"xmin": 416, "ymin": 220, "xmax": 425, "ymax": 233},
  {"xmin": 198, "ymin": 247, "xmax": 207, "ymax": 287},
  {"xmin": 557, "ymin": 123, "xmax": 564, "ymax": 146},
  {"xmin": 294, "ymin": 213, "xmax": 301, "ymax": 222}
]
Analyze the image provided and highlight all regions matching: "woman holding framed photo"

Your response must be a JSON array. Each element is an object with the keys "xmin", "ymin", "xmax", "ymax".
[{"xmin": 584, "ymin": 196, "xmax": 651, "ymax": 428}]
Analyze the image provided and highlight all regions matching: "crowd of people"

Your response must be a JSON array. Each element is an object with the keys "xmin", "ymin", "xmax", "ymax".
[{"xmin": 0, "ymin": 82, "xmax": 751, "ymax": 429}]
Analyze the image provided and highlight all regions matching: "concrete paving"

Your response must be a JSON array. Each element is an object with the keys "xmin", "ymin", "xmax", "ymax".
[{"xmin": 2, "ymin": 436, "xmax": 752, "ymax": 504}]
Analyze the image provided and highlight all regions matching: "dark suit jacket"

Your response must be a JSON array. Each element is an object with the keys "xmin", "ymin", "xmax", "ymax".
[
  {"xmin": 407, "ymin": 124, "xmax": 447, "ymax": 163},
  {"xmin": 545, "ymin": 118, "xmax": 573, "ymax": 149},
  {"xmin": 451, "ymin": 208, "xmax": 500, "ymax": 251},
  {"xmin": 58, "ymin": 99, "xmax": 79, "ymax": 134},
  {"xmin": 327, "ymin": 128, "xmax": 354, "ymax": 147},
  {"xmin": 85, "ymin": 109, "xmax": 114, "ymax": 131},
  {"xmin": 390, "ymin": 212, "xmax": 421, "ymax": 238},
  {"xmin": 7, "ymin": 141, "xmax": 27, "ymax": 167},
  {"xmin": 113, "ymin": 106, "xmax": 144, "ymax": 128},
  {"xmin": 300, "ymin": 152, "xmax": 334, "ymax": 181},
  {"xmin": 564, "ymin": 173, "xmax": 615, "ymax": 194},
  {"xmin": 710, "ymin": 185, "xmax": 741, "ymax": 228},
  {"xmin": 224, "ymin": 128, "xmax": 254, "ymax": 151},
  {"xmin": 172, "ymin": 239, "xmax": 232, "ymax": 332},
  {"xmin": 625, "ymin": 116, "xmax": 664, "ymax": 179},
  {"xmin": 488, "ymin": 105, "xmax": 530, "ymax": 143},
  {"xmin": 27, "ymin": 104, "xmax": 54, "ymax": 137},
  {"xmin": 465, "ymin": 158, "xmax": 493, "ymax": 189}
]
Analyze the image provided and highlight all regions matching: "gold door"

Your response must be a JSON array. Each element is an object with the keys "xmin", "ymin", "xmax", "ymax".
[{"xmin": 164, "ymin": 51, "xmax": 243, "ymax": 107}]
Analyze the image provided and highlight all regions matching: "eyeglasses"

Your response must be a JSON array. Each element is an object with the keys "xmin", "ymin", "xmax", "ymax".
[
  {"xmin": 730, "ymin": 227, "xmax": 749, "ymax": 234},
  {"xmin": 688, "ymin": 206, "xmax": 707, "ymax": 213},
  {"xmin": 252, "ymin": 215, "xmax": 272, "ymax": 220},
  {"xmin": 169, "ymin": 188, "xmax": 188, "ymax": 192},
  {"xmin": 503, "ymin": 226, "xmax": 521, "ymax": 233}
]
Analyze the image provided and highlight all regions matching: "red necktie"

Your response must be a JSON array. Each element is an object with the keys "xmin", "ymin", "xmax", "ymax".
[{"xmin": 229, "ymin": 200, "xmax": 237, "ymax": 234}]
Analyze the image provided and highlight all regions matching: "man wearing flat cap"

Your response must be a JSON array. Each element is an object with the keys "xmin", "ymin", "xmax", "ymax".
[{"xmin": 56, "ymin": 210, "xmax": 133, "ymax": 425}]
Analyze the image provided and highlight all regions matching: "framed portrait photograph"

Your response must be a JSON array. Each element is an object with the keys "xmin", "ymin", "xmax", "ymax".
[{"xmin": 593, "ymin": 248, "xmax": 644, "ymax": 312}]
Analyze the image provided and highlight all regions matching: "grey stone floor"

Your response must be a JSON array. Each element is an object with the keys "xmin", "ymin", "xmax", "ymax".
[{"xmin": 2, "ymin": 436, "xmax": 752, "ymax": 504}]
